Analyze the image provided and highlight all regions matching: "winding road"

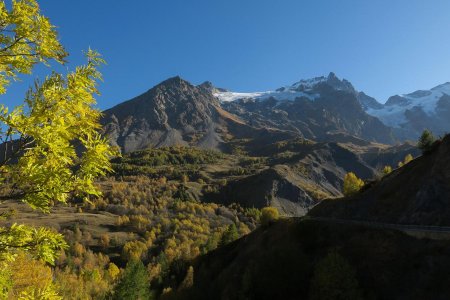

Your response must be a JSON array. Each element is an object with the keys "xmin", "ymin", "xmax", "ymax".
[{"xmin": 307, "ymin": 216, "xmax": 450, "ymax": 235}]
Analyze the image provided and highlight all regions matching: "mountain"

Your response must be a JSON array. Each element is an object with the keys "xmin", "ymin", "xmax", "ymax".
[
  {"xmin": 102, "ymin": 74, "xmax": 399, "ymax": 155},
  {"xmin": 364, "ymin": 83, "xmax": 450, "ymax": 141},
  {"xmin": 163, "ymin": 135, "xmax": 450, "ymax": 300},
  {"xmin": 215, "ymin": 73, "xmax": 450, "ymax": 142},
  {"xmin": 203, "ymin": 138, "xmax": 379, "ymax": 216},
  {"xmin": 217, "ymin": 72, "xmax": 396, "ymax": 144},
  {"xmin": 101, "ymin": 76, "xmax": 296, "ymax": 153},
  {"xmin": 102, "ymin": 76, "xmax": 229, "ymax": 152},
  {"xmin": 310, "ymin": 135, "xmax": 450, "ymax": 226},
  {"xmin": 103, "ymin": 73, "xmax": 450, "ymax": 153}
]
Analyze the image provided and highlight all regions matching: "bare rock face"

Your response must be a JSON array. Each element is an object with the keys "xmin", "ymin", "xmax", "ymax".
[
  {"xmin": 222, "ymin": 74, "xmax": 396, "ymax": 144},
  {"xmin": 102, "ymin": 74, "xmax": 399, "ymax": 154},
  {"xmin": 102, "ymin": 76, "xmax": 302, "ymax": 153},
  {"xmin": 102, "ymin": 77, "xmax": 234, "ymax": 152}
]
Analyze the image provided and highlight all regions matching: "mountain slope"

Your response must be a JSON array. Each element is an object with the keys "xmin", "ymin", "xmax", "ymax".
[
  {"xmin": 365, "ymin": 83, "xmax": 450, "ymax": 140},
  {"xmin": 102, "ymin": 77, "xmax": 297, "ymax": 153},
  {"xmin": 169, "ymin": 219, "xmax": 450, "ymax": 300},
  {"xmin": 219, "ymin": 73, "xmax": 396, "ymax": 144},
  {"xmin": 102, "ymin": 76, "xmax": 229, "ymax": 152},
  {"xmin": 310, "ymin": 135, "xmax": 450, "ymax": 226}
]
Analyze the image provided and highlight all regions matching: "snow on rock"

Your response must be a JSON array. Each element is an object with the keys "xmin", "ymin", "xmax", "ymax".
[
  {"xmin": 366, "ymin": 82, "xmax": 450, "ymax": 128},
  {"xmin": 214, "ymin": 90, "xmax": 320, "ymax": 103}
]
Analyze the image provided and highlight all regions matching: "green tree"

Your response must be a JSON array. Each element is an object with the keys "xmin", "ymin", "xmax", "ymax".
[
  {"xmin": 418, "ymin": 129, "xmax": 435, "ymax": 153},
  {"xmin": 310, "ymin": 250, "xmax": 362, "ymax": 300},
  {"xmin": 112, "ymin": 260, "xmax": 152, "ymax": 300},
  {"xmin": 0, "ymin": 0, "xmax": 115, "ymax": 266},
  {"xmin": 343, "ymin": 172, "xmax": 364, "ymax": 196},
  {"xmin": 178, "ymin": 266, "xmax": 194, "ymax": 291},
  {"xmin": 219, "ymin": 224, "xmax": 239, "ymax": 246},
  {"xmin": 260, "ymin": 206, "xmax": 279, "ymax": 226}
]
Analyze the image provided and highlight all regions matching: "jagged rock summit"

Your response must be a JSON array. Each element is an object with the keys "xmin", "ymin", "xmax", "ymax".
[
  {"xmin": 365, "ymin": 82, "xmax": 450, "ymax": 140},
  {"xmin": 102, "ymin": 76, "xmax": 297, "ymax": 153},
  {"xmin": 219, "ymin": 72, "xmax": 396, "ymax": 144},
  {"xmin": 102, "ymin": 76, "xmax": 226, "ymax": 152}
]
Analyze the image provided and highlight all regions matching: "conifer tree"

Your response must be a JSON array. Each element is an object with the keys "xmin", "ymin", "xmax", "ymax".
[
  {"xmin": 219, "ymin": 224, "xmax": 239, "ymax": 246},
  {"xmin": 113, "ymin": 260, "xmax": 152, "ymax": 300},
  {"xmin": 418, "ymin": 129, "xmax": 435, "ymax": 153}
]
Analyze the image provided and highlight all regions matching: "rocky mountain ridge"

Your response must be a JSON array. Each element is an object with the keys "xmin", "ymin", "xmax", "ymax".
[
  {"xmin": 215, "ymin": 72, "xmax": 450, "ymax": 142},
  {"xmin": 102, "ymin": 73, "xmax": 408, "ymax": 153}
]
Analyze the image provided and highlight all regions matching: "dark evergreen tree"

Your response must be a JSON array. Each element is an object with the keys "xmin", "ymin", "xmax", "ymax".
[
  {"xmin": 219, "ymin": 224, "xmax": 239, "ymax": 247},
  {"xmin": 418, "ymin": 129, "xmax": 436, "ymax": 153},
  {"xmin": 113, "ymin": 260, "xmax": 152, "ymax": 300}
]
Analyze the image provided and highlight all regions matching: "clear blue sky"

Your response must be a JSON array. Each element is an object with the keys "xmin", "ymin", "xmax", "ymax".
[{"xmin": 5, "ymin": 0, "xmax": 450, "ymax": 109}]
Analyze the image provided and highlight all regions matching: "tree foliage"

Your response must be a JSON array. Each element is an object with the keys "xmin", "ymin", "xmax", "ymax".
[
  {"xmin": 220, "ymin": 224, "xmax": 239, "ymax": 247},
  {"xmin": 382, "ymin": 165, "xmax": 392, "ymax": 175},
  {"xmin": 0, "ymin": 0, "xmax": 67, "ymax": 94},
  {"xmin": 398, "ymin": 154, "xmax": 413, "ymax": 168},
  {"xmin": 343, "ymin": 172, "xmax": 364, "ymax": 196},
  {"xmin": 260, "ymin": 206, "xmax": 279, "ymax": 226},
  {"xmin": 112, "ymin": 260, "xmax": 152, "ymax": 300},
  {"xmin": 0, "ymin": 252, "xmax": 61, "ymax": 299},
  {"xmin": 0, "ymin": 0, "xmax": 115, "ymax": 288},
  {"xmin": 309, "ymin": 250, "xmax": 362, "ymax": 300},
  {"xmin": 418, "ymin": 129, "xmax": 435, "ymax": 153}
]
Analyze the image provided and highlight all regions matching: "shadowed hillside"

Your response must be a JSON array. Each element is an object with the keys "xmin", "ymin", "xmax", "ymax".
[
  {"xmin": 168, "ymin": 219, "xmax": 450, "ymax": 300},
  {"xmin": 310, "ymin": 135, "xmax": 450, "ymax": 225}
]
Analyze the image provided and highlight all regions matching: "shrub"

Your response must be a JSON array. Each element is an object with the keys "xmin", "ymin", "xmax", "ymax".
[
  {"xmin": 382, "ymin": 165, "xmax": 392, "ymax": 175},
  {"xmin": 260, "ymin": 207, "xmax": 280, "ymax": 226},
  {"xmin": 343, "ymin": 172, "xmax": 364, "ymax": 196},
  {"xmin": 398, "ymin": 154, "xmax": 414, "ymax": 168}
]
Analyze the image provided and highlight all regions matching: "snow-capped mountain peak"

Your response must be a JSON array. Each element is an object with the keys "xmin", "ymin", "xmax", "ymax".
[
  {"xmin": 213, "ymin": 72, "xmax": 353, "ymax": 103},
  {"xmin": 365, "ymin": 82, "xmax": 450, "ymax": 130}
]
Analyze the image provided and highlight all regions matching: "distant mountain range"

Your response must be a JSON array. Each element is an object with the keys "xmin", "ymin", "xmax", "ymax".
[
  {"xmin": 102, "ymin": 73, "xmax": 450, "ymax": 154},
  {"xmin": 101, "ymin": 77, "xmax": 296, "ymax": 153},
  {"xmin": 100, "ymin": 74, "xmax": 425, "ymax": 215},
  {"xmin": 366, "ymin": 82, "xmax": 450, "ymax": 140},
  {"xmin": 215, "ymin": 72, "xmax": 450, "ymax": 143}
]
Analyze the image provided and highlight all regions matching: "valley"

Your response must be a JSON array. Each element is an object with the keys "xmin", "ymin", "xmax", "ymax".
[{"xmin": 2, "ymin": 1, "xmax": 450, "ymax": 299}]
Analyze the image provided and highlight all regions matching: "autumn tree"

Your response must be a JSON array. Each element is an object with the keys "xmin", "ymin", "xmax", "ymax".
[
  {"xmin": 343, "ymin": 172, "xmax": 364, "ymax": 196},
  {"xmin": 107, "ymin": 262, "xmax": 121, "ymax": 281},
  {"xmin": 398, "ymin": 154, "xmax": 414, "ymax": 168},
  {"xmin": 382, "ymin": 165, "xmax": 392, "ymax": 175},
  {"xmin": 178, "ymin": 266, "xmax": 194, "ymax": 291},
  {"xmin": 309, "ymin": 250, "xmax": 362, "ymax": 300},
  {"xmin": 0, "ymin": 0, "xmax": 115, "ymax": 284},
  {"xmin": 260, "ymin": 206, "xmax": 279, "ymax": 226},
  {"xmin": 1, "ymin": 252, "xmax": 61, "ymax": 299}
]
